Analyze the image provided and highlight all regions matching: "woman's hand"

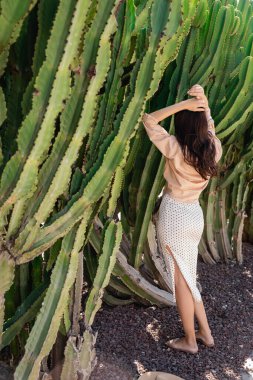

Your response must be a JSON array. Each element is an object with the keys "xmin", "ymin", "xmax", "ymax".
[
  {"xmin": 187, "ymin": 84, "xmax": 205, "ymax": 99},
  {"xmin": 187, "ymin": 84, "xmax": 209, "ymax": 108},
  {"xmin": 184, "ymin": 97, "xmax": 207, "ymax": 112}
]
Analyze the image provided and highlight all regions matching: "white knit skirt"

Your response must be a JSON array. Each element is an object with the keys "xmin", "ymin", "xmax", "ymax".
[{"xmin": 156, "ymin": 192, "xmax": 204, "ymax": 304}]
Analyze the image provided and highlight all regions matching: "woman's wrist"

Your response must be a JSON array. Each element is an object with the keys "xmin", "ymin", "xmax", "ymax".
[
  {"xmin": 148, "ymin": 100, "xmax": 188, "ymax": 122},
  {"xmin": 180, "ymin": 100, "xmax": 190, "ymax": 110},
  {"xmin": 173, "ymin": 100, "xmax": 188, "ymax": 112}
]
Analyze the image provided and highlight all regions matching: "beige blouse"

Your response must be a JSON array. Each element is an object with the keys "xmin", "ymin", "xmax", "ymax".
[{"xmin": 142, "ymin": 112, "xmax": 223, "ymax": 203}]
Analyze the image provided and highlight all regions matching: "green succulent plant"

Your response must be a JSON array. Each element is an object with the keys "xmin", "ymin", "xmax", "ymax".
[{"xmin": 0, "ymin": 0, "xmax": 252, "ymax": 378}]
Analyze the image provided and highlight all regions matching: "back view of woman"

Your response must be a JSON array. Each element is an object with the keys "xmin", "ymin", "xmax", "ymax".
[{"xmin": 142, "ymin": 84, "xmax": 222, "ymax": 354}]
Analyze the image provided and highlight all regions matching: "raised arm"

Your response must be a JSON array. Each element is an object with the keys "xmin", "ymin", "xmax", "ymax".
[
  {"xmin": 142, "ymin": 100, "xmax": 189, "ymax": 159},
  {"xmin": 142, "ymin": 113, "xmax": 178, "ymax": 159},
  {"xmin": 147, "ymin": 100, "xmax": 188, "ymax": 122},
  {"xmin": 142, "ymin": 98, "xmax": 206, "ymax": 159}
]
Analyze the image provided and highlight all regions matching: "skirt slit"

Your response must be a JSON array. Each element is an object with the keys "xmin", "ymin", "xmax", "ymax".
[
  {"xmin": 163, "ymin": 241, "xmax": 201, "ymax": 304},
  {"xmin": 156, "ymin": 192, "xmax": 204, "ymax": 304}
]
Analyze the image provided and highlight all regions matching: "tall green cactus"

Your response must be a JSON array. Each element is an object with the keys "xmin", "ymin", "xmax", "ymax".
[
  {"xmin": 14, "ymin": 207, "xmax": 91, "ymax": 379},
  {"xmin": 0, "ymin": 0, "xmax": 253, "ymax": 377},
  {"xmin": 85, "ymin": 220, "xmax": 123, "ymax": 325},
  {"xmin": 0, "ymin": 248, "xmax": 15, "ymax": 345}
]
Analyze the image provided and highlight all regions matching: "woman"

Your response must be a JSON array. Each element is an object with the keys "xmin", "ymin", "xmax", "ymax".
[{"xmin": 142, "ymin": 84, "xmax": 222, "ymax": 354}]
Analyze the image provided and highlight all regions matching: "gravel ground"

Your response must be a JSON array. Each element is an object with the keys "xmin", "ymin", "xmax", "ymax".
[
  {"xmin": 1, "ymin": 243, "xmax": 252, "ymax": 380},
  {"xmin": 90, "ymin": 242, "xmax": 253, "ymax": 380}
]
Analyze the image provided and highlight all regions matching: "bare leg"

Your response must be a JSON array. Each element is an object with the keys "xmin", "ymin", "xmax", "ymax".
[
  {"xmin": 193, "ymin": 299, "xmax": 214, "ymax": 345},
  {"xmin": 165, "ymin": 244, "xmax": 198, "ymax": 353}
]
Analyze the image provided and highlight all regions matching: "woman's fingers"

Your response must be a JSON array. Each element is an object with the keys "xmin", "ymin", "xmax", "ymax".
[
  {"xmin": 189, "ymin": 85, "xmax": 202, "ymax": 89},
  {"xmin": 188, "ymin": 85, "xmax": 204, "ymax": 94},
  {"xmin": 188, "ymin": 89, "xmax": 203, "ymax": 95},
  {"xmin": 187, "ymin": 92, "xmax": 203, "ymax": 99},
  {"xmin": 188, "ymin": 92, "xmax": 202, "ymax": 99},
  {"xmin": 188, "ymin": 88, "xmax": 208, "ymax": 104},
  {"xmin": 189, "ymin": 98, "xmax": 205, "ymax": 105},
  {"xmin": 191, "ymin": 84, "xmax": 203, "ymax": 90}
]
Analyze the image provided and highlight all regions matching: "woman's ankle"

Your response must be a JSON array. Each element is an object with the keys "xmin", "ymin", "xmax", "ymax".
[
  {"xmin": 197, "ymin": 327, "xmax": 212, "ymax": 336},
  {"xmin": 185, "ymin": 335, "xmax": 197, "ymax": 345}
]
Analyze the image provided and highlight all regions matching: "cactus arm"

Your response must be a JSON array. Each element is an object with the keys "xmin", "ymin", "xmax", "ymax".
[
  {"xmin": 60, "ymin": 337, "xmax": 79, "ymax": 380},
  {"xmin": 217, "ymin": 94, "xmax": 253, "ymax": 139},
  {"xmin": 190, "ymin": 0, "xmax": 221, "ymax": 78},
  {"xmin": 0, "ymin": 0, "xmax": 75, "ymax": 205},
  {"xmin": 220, "ymin": 149, "xmax": 253, "ymax": 189},
  {"xmin": 227, "ymin": 174, "xmax": 239, "ymax": 241},
  {"xmin": 216, "ymin": 188, "xmax": 233, "ymax": 261},
  {"xmin": 2, "ymin": 0, "xmax": 91, "ymax": 209},
  {"xmin": 23, "ymin": 0, "xmax": 198, "ymax": 262},
  {"xmin": 0, "ymin": 0, "xmax": 38, "ymax": 80},
  {"xmin": 205, "ymin": 177, "xmax": 221, "ymax": 261},
  {"xmin": 133, "ymin": 0, "xmax": 153, "ymax": 36},
  {"xmin": 18, "ymin": 1, "xmax": 113, "ymax": 225},
  {"xmin": 14, "ymin": 208, "xmax": 91, "ymax": 380},
  {"xmin": 0, "ymin": 250, "xmax": 15, "ymax": 345},
  {"xmin": 107, "ymin": 165, "xmax": 125, "ymax": 217},
  {"xmin": 191, "ymin": 6, "xmax": 229, "ymax": 84},
  {"xmin": 27, "ymin": 0, "xmax": 119, "ymax": 227},
  {"xmin": 0, "ymin": 0, "xmax": 37, "ymax": 51},
  {"xmin": 22, "ymin": 0, "xmax": 60, "ymax": 115},
  {"xmin": 0, "ymin": 0, "xmax": 85, "ymax": 209},
  {"xmin": 0, "ymin": 86, "xmax": 7, "ymax": 127},
  {"xmin": 132, "ymin": 156, "xmax": 164, "ymax": 268},
  {"xmin": 0, "ymin": 86, "xmax": 7, "ymax": 165},
  {"xmin": 107, "ymin": 140, "xmax": 130, "ymax": 217},
  {"xmin": 0, "ymin": 279, "xmax": 49, "ymax": 350},
  {"xmin": 87, "ymin": 225, "xmax": 175, "ymax": 306},
  {"xmin": 14, "ymin": 227, "xmax": 77, "ymax": 380},
  {"xmin": 88, "ymin": 0, "xmax": 136, "ymax": 162},
  {"xmin": 61, "ymin": 330, "xmax": 97, "ymax": 380},
  {"xmin": 232, "ymin": 175, "xmax": 250, "ymax": 263},
  {"xmin": 7, "ymin": 0, "xmax": 119, "ymax": 242},
  {"xmin": 12, "ymin": 0, "xmax": 170, "ymax": 257},
  {"xmin": 71, "ymin": 251, "xmax": 83, "ymax": 336},
  {"xmin": 113, "ymin": 251, "xmax": 175, "ymax": 306},
  {"xmin": 216, "ymin": 57, "xmax": 253, "ymax": 135},
  {"xmin": 85, "ymin": 220, "xmax": 123, "ymax": 326},
  {"xmin": 103, "ymin": 290, "xmax": 134, "ymax": 306}
]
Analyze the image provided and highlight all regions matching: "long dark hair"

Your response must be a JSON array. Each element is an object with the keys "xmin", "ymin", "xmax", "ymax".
[{"xmin": 174, "ymin": 109, "xmax": 218, "ymax": 180}]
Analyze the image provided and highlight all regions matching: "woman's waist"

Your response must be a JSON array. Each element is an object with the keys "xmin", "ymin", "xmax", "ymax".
[{"xmin": 162, "ymin": 187, "xmax": 200, "ymax": 204}]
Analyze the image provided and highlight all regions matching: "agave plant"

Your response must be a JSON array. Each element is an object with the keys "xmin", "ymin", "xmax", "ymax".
[{"xmin": 0, "ymin": 0, "xmax": 252, "ymax": 378}]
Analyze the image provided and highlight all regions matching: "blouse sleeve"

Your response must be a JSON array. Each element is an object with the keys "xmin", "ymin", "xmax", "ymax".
[
  {"xmin": 142, "ymin": 112, "xmax": 178, "ymax": 159},
  {"xmin": 208, "ymin": 120, "xmax": 223, "ymax": 162}
]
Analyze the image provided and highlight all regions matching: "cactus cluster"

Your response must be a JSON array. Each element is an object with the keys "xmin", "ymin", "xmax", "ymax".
[{"xmin": 0, "ymin": 0, "xmax": 253, "ymax": 378}]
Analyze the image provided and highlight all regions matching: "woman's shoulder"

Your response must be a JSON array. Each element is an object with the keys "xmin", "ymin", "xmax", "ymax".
[{"xmin": 163, "ymin": 136, "xmax": 183, "ymax": 161}]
